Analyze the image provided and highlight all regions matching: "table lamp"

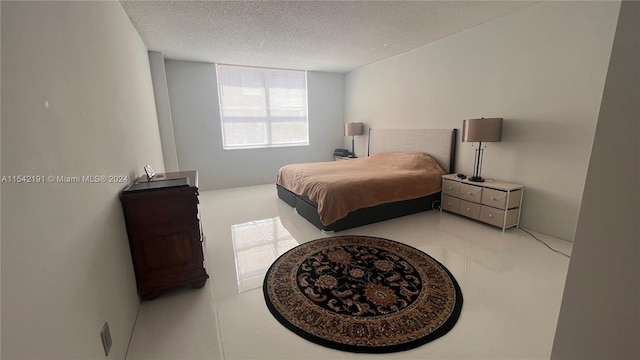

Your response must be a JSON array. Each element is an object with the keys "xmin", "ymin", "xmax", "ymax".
[
  {"xmin": 344, "ymin": 122, "xmax": 364, "ymax": 157},
  {"xmin": 462, "ymin": 117, "xmax": 503, "ymax": 182}
]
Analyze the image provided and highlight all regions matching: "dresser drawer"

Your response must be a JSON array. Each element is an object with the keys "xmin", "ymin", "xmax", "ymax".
[
  {"xmin": 441, "ymin": 195, "xmax": 460, "ymax": 213},
  {"xmin": 480, "ymin": 206, "xmax": 520, "ymax": 228},
  {"xmin": 442, "ymin": 179, "xmax": 460, "ymax": 196},
  {"xmin": 507, "ymin": 189, "xmax": 523, "ymax": 209},
  {"xmin": 481, "ymin": 188, "xmax": 507, "ymax": 209},
  {"xmin": 459, "ymin": 200, "xmax": 481, "ymax": 219},
  {"xmin": 479, "ymin": 206, "xmax": 505, "ymax": 227},
  {"xmin": 460, "ymin": 184, "xmax": 482, "ymax": 202},
  {"xmin": 124, "ymin": 192, "xmax": 199, "ymax": 225}
]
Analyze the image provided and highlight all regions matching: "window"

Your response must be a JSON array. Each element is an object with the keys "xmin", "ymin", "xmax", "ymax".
[{"xmin": 216, "ymin": 64, "xmax": 309, "ymax": 149}]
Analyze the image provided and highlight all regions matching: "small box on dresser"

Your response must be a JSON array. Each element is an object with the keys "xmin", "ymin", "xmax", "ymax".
[{"xmin": 441, "ymin": 173, "xmax": 524, "ymax": 231}]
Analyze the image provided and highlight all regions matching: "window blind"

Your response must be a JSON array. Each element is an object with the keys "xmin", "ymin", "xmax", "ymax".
[{"xmin": 216, "ymin": 64, "xmax": 309, "ymax": 149}]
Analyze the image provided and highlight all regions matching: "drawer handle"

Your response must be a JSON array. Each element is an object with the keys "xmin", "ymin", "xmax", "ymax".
[
  {"xmin": 448, "ymin": 186, "xmax": 453, "ymax": 190},
  {"xmin": 468, "ymin": 192, "xmax": 472, "ymax": 195},
  {"xmin": 447, "ymin": 202, "xmax": 452, "ymax": 206},
  {"xmin": 466, "ymin": 208, "xmax": 471, "ymax": 212},
  {"xmin": 490, "ymin": 196, "xmax": 495, "ymax": 200},
  {"xmin": 488, "ymin": 214, "xmax": 493, "ymax": 218}
]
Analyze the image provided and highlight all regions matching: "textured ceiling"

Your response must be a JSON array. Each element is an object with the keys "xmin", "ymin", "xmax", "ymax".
[{"xmin": 120, "ymin": 1, "xmax": 539, "ymax": 73}]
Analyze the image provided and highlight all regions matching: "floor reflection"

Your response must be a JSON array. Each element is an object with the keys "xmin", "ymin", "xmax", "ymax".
[{"xmin": 231, "ymin": 217, "xmax": 299, "ymax": 292}]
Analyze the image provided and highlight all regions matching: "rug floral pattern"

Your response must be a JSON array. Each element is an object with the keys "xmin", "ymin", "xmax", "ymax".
[{"xmin": 263, "ymin": 235, "xmax": 463, "ymax": 353}]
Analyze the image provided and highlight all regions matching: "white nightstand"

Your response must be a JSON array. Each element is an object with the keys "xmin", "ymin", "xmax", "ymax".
[{"xmin": 440, "ymin": 174, "xmax": 524, "ymax": 231}]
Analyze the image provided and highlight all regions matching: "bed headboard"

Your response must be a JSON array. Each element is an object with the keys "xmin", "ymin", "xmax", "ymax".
[{"xmin": 367, "ymin": 128, "xmax": 457, "ymax": 173}]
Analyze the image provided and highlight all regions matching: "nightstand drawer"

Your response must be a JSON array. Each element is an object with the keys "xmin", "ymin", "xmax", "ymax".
[
  {"xmin": 460, "ymin": 184, "xmax": 482, "ymax": 202},
  {"xmin": 442, "ymin": 179, "xmax": 460, "ymax": 196},
  {"xmin": 459, "ymin": 200, "xmax": 481, "ymax": 219},
  {"xmin": 479, "ymin": 206, "xmax": 505, "ymax": 227},
  {"xmin": 480, "ymin": 206, "xmax": 519, "ymax": 228},
  {"xmin": 481, "ymin": 188, "xmax": 507, "ymax": 209},
  {"xmin": 441, "ymin": 195, "xmax": 460, "ymax": 213}
]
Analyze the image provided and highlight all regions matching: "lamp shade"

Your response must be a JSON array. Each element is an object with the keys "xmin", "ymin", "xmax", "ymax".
[
  {"xmin": 462, "ymin": 118, "xmax": 503, "ymax": 142},
  {"xmin": 344, "ymin": 122, "xmax": 364, "ymax": 136}
]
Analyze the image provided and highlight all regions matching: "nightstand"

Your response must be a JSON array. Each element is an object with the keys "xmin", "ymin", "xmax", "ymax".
[
  {"xmin": 440, "ymin": 174, "xmax": 523, "ymax": 231},
  {"xmin": 334, "ymin": 156, "xmax": 357, "ymax": 161},
  {"xmin": 120, "ymin": 171, "xmax": 209, "ymax": 299}
]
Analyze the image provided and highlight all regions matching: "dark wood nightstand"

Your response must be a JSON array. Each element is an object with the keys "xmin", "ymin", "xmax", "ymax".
[{"xmin": 120, "ymin": 170, "xmax": 208, "ymax": 299}]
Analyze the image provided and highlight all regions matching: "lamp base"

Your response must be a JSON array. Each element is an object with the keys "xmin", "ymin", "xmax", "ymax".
[{"xmin": 468, "ymin": 176, "xmax": 485, "ymax": 182}]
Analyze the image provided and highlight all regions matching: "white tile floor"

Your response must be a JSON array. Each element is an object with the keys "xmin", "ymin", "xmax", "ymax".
[{"xmin": 126, "ymin": 184, "xmax": 572, "ymax": 360}]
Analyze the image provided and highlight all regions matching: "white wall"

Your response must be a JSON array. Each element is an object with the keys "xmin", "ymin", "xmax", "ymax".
[
  {"xmin": 344, "ymin": 1, "xmax": 620, "ymax": 240},
  {"xmin": 0, "ymin": 2, "xmax": 3, "ymax": 354},
  {"xmin": 1, "ymin": 2, "xmax": 164, "ymax": 359},
  {"xmin": 551, "ymin": 1, "xmax": 640, "ymax": 358},
  {"xmin": 149, "ymin": 51, "xmax": 180, "ymax": 172},
  {"xmin": 164, "ymin": 60, "xmax": 345, "ymax": 190}
]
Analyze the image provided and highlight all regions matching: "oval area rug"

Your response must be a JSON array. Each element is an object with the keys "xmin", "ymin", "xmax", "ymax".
[{"xmin": 263, "ymin": 235, "xmax": 463, "ymax": 353}]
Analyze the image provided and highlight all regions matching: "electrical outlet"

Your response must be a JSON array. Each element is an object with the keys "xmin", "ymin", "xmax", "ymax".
[{"xmin": 100, "ymin": 322, "xmax": 112, "ymax": 357}]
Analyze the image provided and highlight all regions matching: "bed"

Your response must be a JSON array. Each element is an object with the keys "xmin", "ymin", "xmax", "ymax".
[{"xmin": 276, "ymin": 128, "xmax": 457, "ymax": 232}]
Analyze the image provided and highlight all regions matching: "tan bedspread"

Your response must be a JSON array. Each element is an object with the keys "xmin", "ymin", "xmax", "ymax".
[{"xmin": 276, "ymin": 152, "xmax": 445, "ymax": 225}]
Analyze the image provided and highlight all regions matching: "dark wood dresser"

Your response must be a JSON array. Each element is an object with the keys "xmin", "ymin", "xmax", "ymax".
[{"xmin": 120, "ymin": 170, "xmax": 208, "ymax": 299}]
